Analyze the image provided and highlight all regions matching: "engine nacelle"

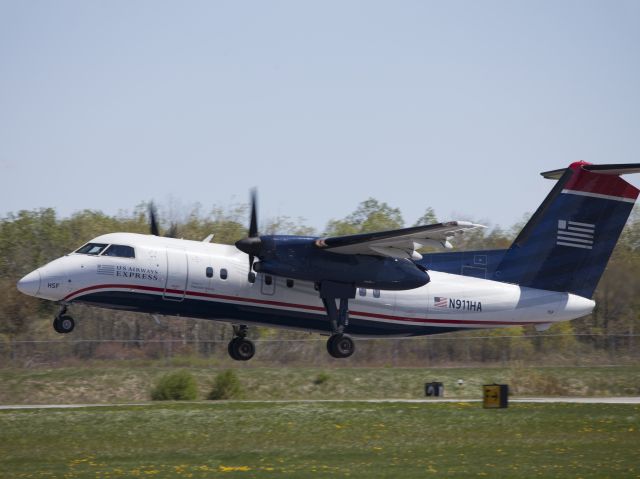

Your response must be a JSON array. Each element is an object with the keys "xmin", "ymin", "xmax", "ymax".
[{"xmin": 253, "ymin": 235, "xmax": 430, "ymax": 290}]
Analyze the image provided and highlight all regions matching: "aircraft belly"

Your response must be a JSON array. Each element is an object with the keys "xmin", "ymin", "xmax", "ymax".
[{"xmin": 71, "ymin": 289, "xmax": 459, "ymax": 336}]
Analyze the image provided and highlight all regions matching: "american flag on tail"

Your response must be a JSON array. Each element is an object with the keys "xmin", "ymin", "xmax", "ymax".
[{"xmin": 557, "ymin": 220, "xmax": 595, "ymax": 250}]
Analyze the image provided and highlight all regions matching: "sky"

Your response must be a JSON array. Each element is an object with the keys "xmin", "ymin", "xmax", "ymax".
[{"xmin": 1, "ymin": 0, "xmax": 639, "ymax": 234}]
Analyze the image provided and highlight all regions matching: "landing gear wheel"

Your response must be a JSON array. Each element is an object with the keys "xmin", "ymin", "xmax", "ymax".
[
  {"xmin": 53, "ymin": 318, "xmax": 62, "ymax": 334},
  {"xmin": 53, "ymin": 315, "xmax": 75, "ymax": 334},
  {"xmin": 228, "ymin": 338, "xmax": 255, "ymax": 361},
  {"xmin": 228, "ymin": 338, "xmax": 239, "ymax": 360},
  {"xmin": 327, "ymin": 334, "xmax": 355, "ymax": 359}
]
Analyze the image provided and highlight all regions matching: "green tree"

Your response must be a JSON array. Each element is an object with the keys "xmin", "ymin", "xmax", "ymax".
[
  {"xmin": 620, "ymin": 205, "xmax": 640, "ymax": 251},
  {"xmin": 263, "ymin": 216, "xmax": 316, "ymax": 236},
  {"xmin": 324, "ymin": 198, "xmax": 404, "ymax": 236},
  {"xmin": 413, "ymin": 207, "xmax": 438, "ymax": 226},
  {"xmin": 527, "ymin": 321, "xmax": 579, "ymax": 357}
]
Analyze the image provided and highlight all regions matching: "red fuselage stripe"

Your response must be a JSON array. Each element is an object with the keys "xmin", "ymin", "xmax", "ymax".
[{"xmin": 64, "ymin": 283, "xmax": 535, "ymax": 326}]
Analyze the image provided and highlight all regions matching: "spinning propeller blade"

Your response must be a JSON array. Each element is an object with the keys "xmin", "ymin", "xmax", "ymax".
[
  {"xmin": 149, "ymin": 202, "xmax": 160, "ymax": 236},
  {"xmin": 148, "ymin": 202, "xmax": 178, "ymax": 238},
  {"xmin": 235, "ymin": 189, "xmax": 261, "ymax": 281},
  {"xmin": 249, "ymin": 188, "xmax": 258, "ymax": 238}
]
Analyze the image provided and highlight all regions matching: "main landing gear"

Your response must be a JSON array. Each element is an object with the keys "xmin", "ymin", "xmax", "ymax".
[
  {"xmin": 326, "ymin": 333, "xmax": 355, "ymax": 359},
  {"xmin": 319, "ymin": 281, "xmax": 356, "ymax": 359},
  {"xmin": 227, "ymin": 324, "xmax": 255, "ymax": 361},
  {"xmin": 225, "ymin": 282, "xmax": 357, "ymax": 360},
  {"xmin": 53, "ymin": 306, "xmax": 75, "ymax": 334}
]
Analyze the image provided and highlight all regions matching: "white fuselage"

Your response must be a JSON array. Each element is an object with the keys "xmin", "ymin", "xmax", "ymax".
[{"xmin": 18, "ymin": 233, "xmax": 595, "ymax": 336}]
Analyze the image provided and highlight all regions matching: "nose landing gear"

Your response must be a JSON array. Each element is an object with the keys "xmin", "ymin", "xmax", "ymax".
[
  {"xmin": 53, "ymin": 306, "xmax": 75, "ymax": 334},
  {"xmin": 227, "ymin": 325, "xmax": 255, "ymax": 361}
]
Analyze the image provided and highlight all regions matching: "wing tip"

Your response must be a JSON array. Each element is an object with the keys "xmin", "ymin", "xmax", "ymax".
[{"xmin": 449, "ymin": 220, "xmax": 487, "ymax": 229}]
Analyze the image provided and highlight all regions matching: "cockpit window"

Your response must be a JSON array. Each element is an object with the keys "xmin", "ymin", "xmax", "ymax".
[
  {"xmin": 75, "ymin": 243, "xmax": 108, "ymax": 255},
  {"xmin": 102, "ymin": 244, "xmax": 135, "ymax": 258}
]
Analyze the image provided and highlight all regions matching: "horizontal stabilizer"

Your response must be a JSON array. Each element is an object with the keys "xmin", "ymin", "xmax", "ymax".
[{"xmin": 542, "ymin": 163, "xmax": 640, "ymax": 180}]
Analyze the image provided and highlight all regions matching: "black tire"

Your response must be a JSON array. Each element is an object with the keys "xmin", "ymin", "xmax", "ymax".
[
  {"xmin": 230, "ymin": 338, "xmax": 255, "ymax": 361},
  {"xmin": 53, "ymin": 316, "xmax": 75, "ymax": 334},
  {"xmin": 326, "ymin": 336, "xmax": 334, "ymax": 355},
  {"xmin": 228, "ymin": 338, "xmax": 240, "ymax": 360},
  {"xmin": 52, "ymin": 318, "xmax": 63, "ymax": 334},
  {"xmin": 327, "ymin": 334, "xmax": 355, "ymax": 359}
]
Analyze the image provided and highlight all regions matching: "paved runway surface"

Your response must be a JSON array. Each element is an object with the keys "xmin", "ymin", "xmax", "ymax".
[{"xmin": 1, "ymin": 397, "xmax": 639, "ymax": 410}]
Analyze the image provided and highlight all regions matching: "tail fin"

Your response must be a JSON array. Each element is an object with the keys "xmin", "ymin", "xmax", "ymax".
[{"xmin": 495, "ymin": 161, "xmax": 640, "ymax": 298}]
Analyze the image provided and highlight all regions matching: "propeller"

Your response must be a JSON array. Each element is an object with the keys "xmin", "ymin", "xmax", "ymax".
[
  {"xmin": 149, "ymin": 202, "xmax": 160, "ymax": 236},
  {"xmin": 148, "ymin": 201, "xmax": 178, "ymax": 238},
  {"xmin": 235, "ymin": 189, "xmax": 261, "ymax": 282}
]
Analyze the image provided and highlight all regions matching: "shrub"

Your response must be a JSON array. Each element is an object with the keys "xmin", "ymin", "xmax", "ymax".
[
  {"xmin": 313, "ymin": 372, "xmax": 330, "ymax": 385},
  {"xmin": 151, "ymin": 370, "xmax": 198, "ymax": 400},
  {"xmin": 207, "ymin": 370, "xmax": 242, "ymax": 400}
]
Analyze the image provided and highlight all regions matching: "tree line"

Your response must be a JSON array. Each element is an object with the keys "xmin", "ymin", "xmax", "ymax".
[{"xmin": 1, "ymin": 199, "xmax": 638, "ymax": 365}]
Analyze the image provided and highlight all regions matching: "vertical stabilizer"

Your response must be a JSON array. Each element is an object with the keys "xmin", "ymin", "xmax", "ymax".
[{"xmin": 494, "ymin": 161, "xmax": 639, "ymax": 298}]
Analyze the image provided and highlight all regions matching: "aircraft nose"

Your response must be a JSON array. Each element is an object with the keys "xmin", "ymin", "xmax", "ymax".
[{"xmin": 17, "ymin": 270, "xmax": 41, "ymax": 297}]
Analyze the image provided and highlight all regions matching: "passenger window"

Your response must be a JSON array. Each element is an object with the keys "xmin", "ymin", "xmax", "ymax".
[
  {"xmin": 373, "ymin": 289, "xmax": 381, "ymax": 298},
  {"xmin": 286, "ymin": 279, "xmax": 294, "ymax": 288},
  {"xmin": 220, "ymin": 268, "xmax": 228, "ymax": 280},
  {"xmin": 359, "ymin": 288, "xmax": 366, "ymax": 297},
  {"xmin": 265, "ymin": 275, "xmax": 273, "ymax": 286},
  {"xmin": 75, "ymin": 243, "xmax": 108, "ymax": 255},
  {"xmin": 206, "ymin": 267, "xmax": 213, "ymax": 278},
  {"xmin": 102, "ymin": 244, "xmax": 135, "ymax": 258}
]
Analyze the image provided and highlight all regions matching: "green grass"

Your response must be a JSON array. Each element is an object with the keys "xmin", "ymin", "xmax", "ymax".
[
  {"xmin": 1, "ymin": 402, "xmax": 639, "ymax": 478},
  {"xmin": 1, "ymin": 365, "xmax": 640, "ymax": 405}
]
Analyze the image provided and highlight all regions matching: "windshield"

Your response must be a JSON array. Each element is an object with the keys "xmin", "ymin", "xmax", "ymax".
[
  {"xmin": 102, "ymin": 244, "xmax": 135, "ymax": 258},
  {"xmin": 74, "ymin": 243, "xmax": 135, "ymax": 258},
  {"xmin": 75, "ymin": 243, "xmax": 109, "ymax": 255}
]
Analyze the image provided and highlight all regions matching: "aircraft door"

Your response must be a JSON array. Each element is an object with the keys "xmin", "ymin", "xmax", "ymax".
[{"xmin": 163, "ymin": 248, "xmax": 188, "ymax": 301}]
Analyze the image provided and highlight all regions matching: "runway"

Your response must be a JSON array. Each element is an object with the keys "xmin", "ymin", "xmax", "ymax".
[{"xmin": 1, "ymin": 397, "xmax": 639, "ymax": 410}]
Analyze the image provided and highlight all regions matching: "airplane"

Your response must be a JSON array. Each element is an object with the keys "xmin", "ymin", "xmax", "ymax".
[{"xmin": 16, "ymin": 161, "xmax": 640, "ymax": 360}]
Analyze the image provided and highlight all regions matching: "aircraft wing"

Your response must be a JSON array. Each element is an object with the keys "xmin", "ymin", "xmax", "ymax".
[{"xmin": 314, "ymin": 221, "xmax": 485, "ymax": 260}]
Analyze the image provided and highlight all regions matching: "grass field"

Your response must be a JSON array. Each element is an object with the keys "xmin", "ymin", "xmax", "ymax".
[
  {"xmin": 1, "ymin": 401, "xmax": 639, "ymax": 478},
  {"xmin": 1, "ymin": 364, "xmax": 639, "ymax": 404}
]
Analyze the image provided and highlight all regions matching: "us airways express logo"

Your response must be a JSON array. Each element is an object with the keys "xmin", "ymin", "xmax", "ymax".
[{"xmin": 97, "ymin": 265, "xmax": 160, "ymax": 281}]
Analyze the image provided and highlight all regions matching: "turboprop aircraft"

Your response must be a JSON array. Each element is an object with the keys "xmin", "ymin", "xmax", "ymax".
[{"xmin": 16, "ymin": 161, "xmax": 640, "ymax": 360}]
